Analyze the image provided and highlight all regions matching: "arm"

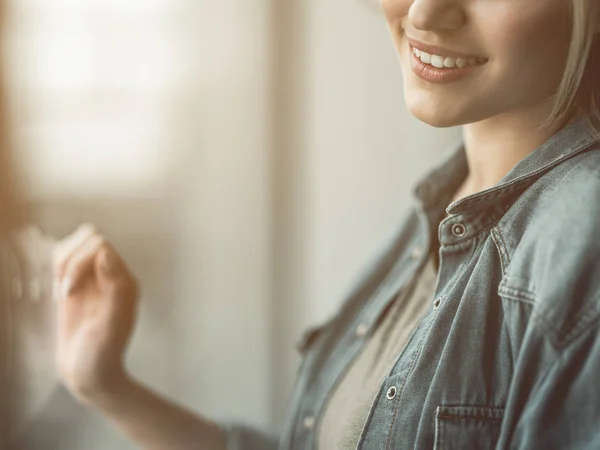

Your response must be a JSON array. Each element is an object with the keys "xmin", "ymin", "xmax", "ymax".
[
  {"xmin": 83, "ymin": 374, "xmax": 227, "ymax": 450},
  {"xmin": 84, "ymin": 374, "xmax": 278, "ymax": 450},
  {"xmin": 53, "ymin": 226, "xmax": 277, "ymax": 450}
]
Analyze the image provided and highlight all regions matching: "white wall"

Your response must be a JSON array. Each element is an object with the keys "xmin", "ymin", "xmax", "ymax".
[{"xmin": 14, "ymin": 1, "xmax": 275, "ymax": 448}]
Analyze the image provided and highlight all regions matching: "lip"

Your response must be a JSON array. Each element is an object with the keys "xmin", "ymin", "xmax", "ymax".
[
  {"xmin": 408, "ymin": 41, "xmax": 486, "ymax": 84},
  {"xmin": 406, "ymin": 37, "xmax": 482, "ymax": 60}
]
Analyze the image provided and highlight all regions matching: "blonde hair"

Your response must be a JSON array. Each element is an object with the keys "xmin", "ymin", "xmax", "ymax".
[{"xmin": 545, "ymin": 0, "xmax": 600, "ymax": 141}]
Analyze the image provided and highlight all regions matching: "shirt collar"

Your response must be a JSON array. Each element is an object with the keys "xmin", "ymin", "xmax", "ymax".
[{"xmin": 412, "ymin": 116, "xmax": 600, "ymax": 216}]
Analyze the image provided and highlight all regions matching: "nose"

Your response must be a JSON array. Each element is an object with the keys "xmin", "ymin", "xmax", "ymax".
[{"xmin": 408, "ymin": 0, "xmax": 466, "ymax": 31}]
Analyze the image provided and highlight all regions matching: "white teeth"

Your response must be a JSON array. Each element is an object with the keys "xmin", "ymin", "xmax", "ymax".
[
  {"xmin": 443, "ymin": 57, "xmax": 456, "ymax": 68},
  {"xmin": 431, "ymin": 55, "xmax": 445, "ymax": 68},
  {"xmin": 412, "ymin": 45, "xmax": 485, "ymax": 69},
  {"xmin": 420, "ymin": 52, "xmax": 431, "ymax": 64}
]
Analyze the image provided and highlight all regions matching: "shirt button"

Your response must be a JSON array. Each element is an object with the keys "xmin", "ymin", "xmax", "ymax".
[
  {"xmin": 303, "ymin": 416, "xmax": 316, "ymax": 430},
  {"xmin": 355, "ymin": 323, "xmax": 369, "ymax": 338},
  {"xmin": 386, "ymin": 386, "xmax": 397, "ymax": 400},
  {"xmin": 433, "ymin": 297, "xmax": 442, "ymax": 309},
  {"xmin": 451, "ymin": 223, "xmax": 467, "ymax": 238},
  {"xmin": 410, "ymin": 246, "xmax": 423, "ymax": 260}
]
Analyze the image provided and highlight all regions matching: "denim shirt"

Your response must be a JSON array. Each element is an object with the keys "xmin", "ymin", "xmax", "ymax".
[{"xmin": 227, "ymin": 117, "xmax": 600, "ymax": 450}]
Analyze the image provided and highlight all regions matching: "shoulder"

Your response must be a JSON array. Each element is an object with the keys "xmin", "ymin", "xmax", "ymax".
[
  {"xmin": 530, "ymin": 148, "xmax": 600, "ymax": 249},
  {"xmin": 496, "ymin": 148, "xmax": 600, "ymax": 347},
  {"xmin": 499, "ymin": 147, "xmax": 600, "ymax": 262}
]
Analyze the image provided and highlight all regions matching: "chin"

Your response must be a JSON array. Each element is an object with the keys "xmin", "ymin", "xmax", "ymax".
[
  {"xmin": 407, "ymin": 102, "xmax": 465, "ymax": 128},
  {"xmin": 404, "ymin": 90, "xmax": 484, "ymax": 128}
]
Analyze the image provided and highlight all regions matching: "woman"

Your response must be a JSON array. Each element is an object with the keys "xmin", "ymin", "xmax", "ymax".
[{"xmin": 54, "ymin": 0, "xmax": 600, "ymax": 449}]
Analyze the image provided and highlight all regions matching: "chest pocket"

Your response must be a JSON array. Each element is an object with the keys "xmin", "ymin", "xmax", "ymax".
[{"xmin": 434, "ymin": 405, "xmax": 504, "ymax": 450}]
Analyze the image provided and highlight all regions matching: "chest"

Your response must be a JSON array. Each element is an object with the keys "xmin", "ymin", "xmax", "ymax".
[{"xmin": 284, "ymin": 236, "xmax": 519, "ymax": 450}]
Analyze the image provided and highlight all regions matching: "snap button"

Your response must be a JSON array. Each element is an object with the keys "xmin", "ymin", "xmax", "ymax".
[
  {"xmin": 303, "ymin": 416, "xmax": 316, "ymax": 430},
  {"xmin": 410, "ymin": 246, "xmax": 423, "ymax": 260},
  {"xmin": 451, "ymin": 223, "xmax": 466, "ymax": 238},
  {"xmin": 433, "ymin": 297, "xmax": 442, "ymax": 309},
  {"xmin": 355, "ymin": 323, "xmax": 369, "ymax": 338},
  {"xmin": 386, "ymin": 386, "xmax": 397, "ymax": 400}
]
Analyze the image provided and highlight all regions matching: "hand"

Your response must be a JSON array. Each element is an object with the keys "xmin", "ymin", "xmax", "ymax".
[{"xmin": 53, "ymin": 224, "xmax": 140, "ymax": 403}]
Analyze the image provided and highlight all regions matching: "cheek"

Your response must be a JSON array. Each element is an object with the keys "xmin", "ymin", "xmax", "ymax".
[{"xmin": 479, "ymin": 4, "xmax": 571, "ymax": 89}]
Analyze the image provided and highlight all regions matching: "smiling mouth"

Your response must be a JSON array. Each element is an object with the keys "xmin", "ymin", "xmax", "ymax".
[
  {"xmin": 408, "ymin": 42, "xmax": 488, "ymax": 84},
  {"xmin": 411, "ymin": 45, "xmax": 487, "ymax": 69}
]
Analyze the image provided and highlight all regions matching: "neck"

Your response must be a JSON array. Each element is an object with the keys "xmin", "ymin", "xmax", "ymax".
[{"xmin": 455, "ymin": 99, "xmax": 573, "ymax": 202}]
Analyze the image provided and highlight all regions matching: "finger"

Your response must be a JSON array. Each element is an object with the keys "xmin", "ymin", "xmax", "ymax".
[
  {"xmin": 53, "ymin": 223, "xmax": 97, "ymax": 270},
  {"xmin": 53, "ymin": 224, "xmax": 98, "ymax": 280},
  {"xmin": 96, "ymin": 244, "xmax": 140, "ymax": 301},
  {"xmin": 54, "ymin": 223, "xmax": 96, "ymax": 259},
  {"xmin": 96, "ymin": 243, "xmax": 127, "ymax": 281},
  {"xmin": 59, "ymin": 234, "xmax": 106, "ymax": 300}
]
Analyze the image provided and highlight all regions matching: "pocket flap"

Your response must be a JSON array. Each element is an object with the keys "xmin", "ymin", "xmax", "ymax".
[{"xmin": 434, "ymin": 405, "xmax": 504, "ymax": 450}]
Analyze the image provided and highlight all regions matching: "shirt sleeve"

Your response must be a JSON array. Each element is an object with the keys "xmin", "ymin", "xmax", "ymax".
[
  {"xmin": 223, "ymin": 423, "xmax": 279, "ymax": 450},
  {"xmin": 506, "ymin": 323, "xmax": 600, "ymax": 449}
]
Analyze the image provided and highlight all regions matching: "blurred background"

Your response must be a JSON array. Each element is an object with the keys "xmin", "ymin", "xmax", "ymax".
[{"xmin": 4, "ymin": 0, "xmax": 459, "ymax": 448}]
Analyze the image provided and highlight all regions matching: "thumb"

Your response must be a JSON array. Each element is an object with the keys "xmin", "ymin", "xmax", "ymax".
[
  {"xmin": 97, "ymin": 247, "xmax": 123, "ymax": 280},
  {"xmin": 95, "ymin": 245, "xmax": 139, "ymax": 301}
]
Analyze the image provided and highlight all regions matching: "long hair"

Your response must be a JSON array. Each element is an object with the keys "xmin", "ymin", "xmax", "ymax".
[{"xmin": 544, "ymin": 0, "xmax": 600, "ymax": 140}]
